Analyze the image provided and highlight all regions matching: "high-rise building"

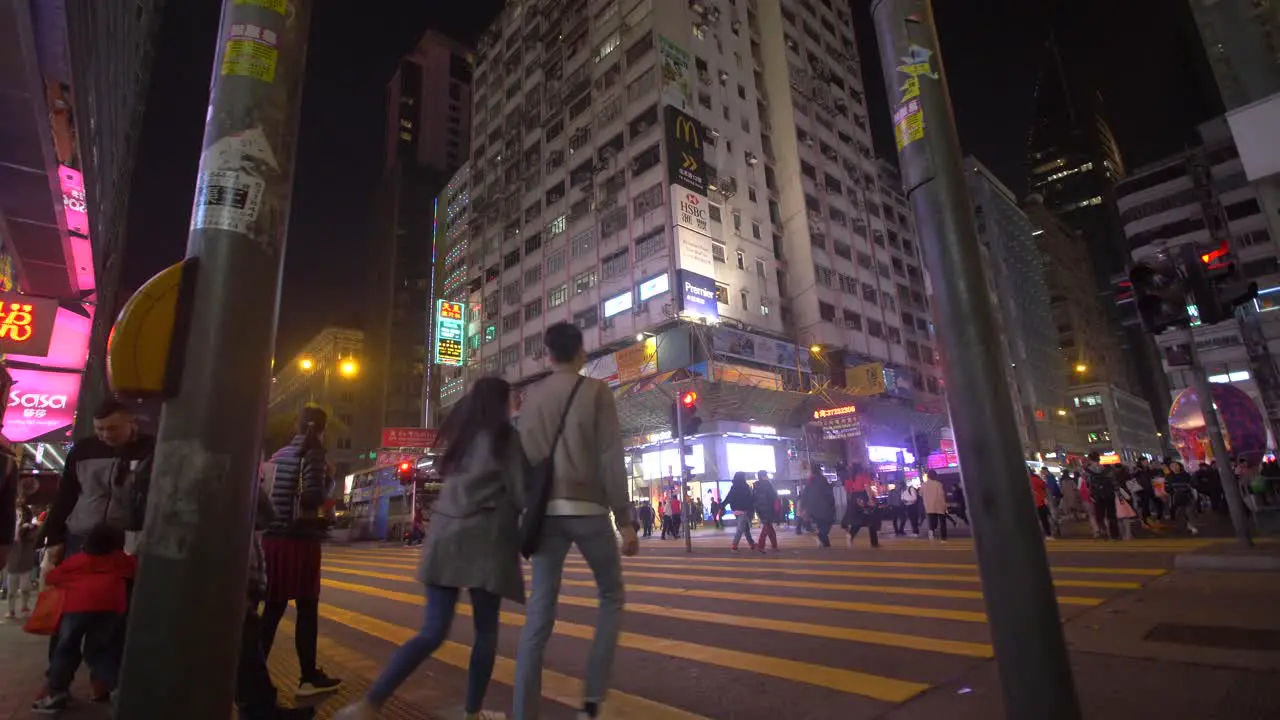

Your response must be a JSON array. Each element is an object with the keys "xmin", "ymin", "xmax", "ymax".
[
  {"xmin": 1026, "ymin": 28, "xmax": 1172, "ymax": 435},
  {"xmin": 0, "ymin": 1, "xmax": 161, "ymax": 460},
  {"xmin": 267, "ymin": 327, "xmax": 369, "ymax": 478},
  {"xmin": 367, "ymin": 32, "xmax": 475, "ymax": 434},
  {"xmin": 964, "ymin": 158, "xmax": 1080, "ymax": 457},
  {"xmin": 1187, "ymin": 0, "xmax": 1280, "ymax": 110},
  {"xmin": 446, "ymin": 0, "xmax": 946, "ymax": 498},
  {"xmin": 433, "ymin": 163, "xmax": 473, "ymax": 416},
  {"xmin": 1023, "ymin": 195, "xmax": 1129, "ymax": 396},
  {"xmin": 1115, "ymin": 116, "xmax": 1280, "ymax": 439},
  {"xmin": 1026, "ymin": 32, "xmax": 1127, "ymax": 288}
]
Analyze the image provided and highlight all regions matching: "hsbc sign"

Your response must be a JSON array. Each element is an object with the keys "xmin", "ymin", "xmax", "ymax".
[{"xmin": 673, "ymin": 187, "xmax": 711, "ymax": 235}]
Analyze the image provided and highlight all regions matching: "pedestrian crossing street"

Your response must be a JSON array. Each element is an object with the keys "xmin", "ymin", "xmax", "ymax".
[{"xmin": 300, "ymin": 536, "xmax": 1218, "ymax": 719}]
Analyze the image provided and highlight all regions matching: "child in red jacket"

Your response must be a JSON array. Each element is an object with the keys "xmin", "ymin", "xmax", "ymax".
[{"xmin": 33, "ymin": 523, "xmax": 137, "ymax": 713}]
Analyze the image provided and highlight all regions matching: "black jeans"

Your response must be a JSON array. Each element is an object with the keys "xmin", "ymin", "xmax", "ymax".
[
  {"xmin": 260, "ymin": 597, "xmax": 320, "ymax": 681},
  {"xmin": 848, "ymin": 521, "xmax": 879, "ymax": 547},
  {"xmin": 1037, "ymin": 505, "xmax": 1053, "ymax": 537},
  {"xmin": 890, "ymin": 506, "xmax": 907, "ymax": 534},
  {"xmin": 1093, "ymin": 496, "xmax": 1119, "ymax": 539},
  {"xmin": 907, "ymin": 504, "xmax": 922, "ymax": 534},
  {"xmin": 928, "ymin": 513, "xmax": 948, "ymax": 540},
  {"xmin": 814, "ymin": 520, "xmax": 833, "ymax": 547}
]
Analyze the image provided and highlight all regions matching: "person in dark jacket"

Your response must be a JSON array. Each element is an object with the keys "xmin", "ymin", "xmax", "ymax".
[
  {"xmin": 259, "ymin": 406, "xmax": 341, "ymax": 698},
  {"xmin": 1165, "ymin": 460, "xmax": 1199, "ymax": 535},
  {"xmin": 753, "ymin": 470, "xmax": 780, "ymax": 552},
  {"xmin": 802, "ymin": 465, "xmax": 837, "ymax": 547},
  {"xmin": 42, "ymin": 399, "xmax": 155, "ymax": 563},
  {"xmin": 1084, "ymin": 452, "xmax": 1119, "ymax": 540},
  {"xmin": 841, "ymin": 485, "xmax": 879, "ymax": 548},
  {"xmin": 722, "ymin": 473, "xmax": 757, "ymax": 551}
]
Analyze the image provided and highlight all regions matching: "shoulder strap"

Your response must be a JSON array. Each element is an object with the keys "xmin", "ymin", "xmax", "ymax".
[{"xmin": 549, "ymin": 377, "xmax": 587, "ymax": 457}]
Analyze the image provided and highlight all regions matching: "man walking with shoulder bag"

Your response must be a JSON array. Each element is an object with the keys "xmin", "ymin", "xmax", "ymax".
[{"xmin": 514, "ymin": 323, "xmax": 638, "ymax": 720}]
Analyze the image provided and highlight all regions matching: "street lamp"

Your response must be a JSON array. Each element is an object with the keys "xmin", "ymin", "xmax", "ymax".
[
  {"xmin": 1056, "ymin": 408, "xmax": 1068, "ymax": 417},
  {"xmin": 338, "ymin": 358, "xmax": 359, "ymax": 378},
  {"xmin": 298, "ymin": 357, "xmax": 315, "ymax": 371},
  {"xmin": 1074, "ymin": 363, "xmax": 1088, "ymax": 374},
  {"xmin": 810, "ymin": 344, "xmax": 822, "ymax": 354}
]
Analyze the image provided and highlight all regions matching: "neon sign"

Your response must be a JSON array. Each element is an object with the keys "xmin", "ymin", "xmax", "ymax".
[
  {"xmin": 813, "ymin": 405, "xmax": 857, "ymax": 419},
  {"xmin": 0, "ymin": 292, "xmax": 59, "ymax": 356},
  {"xmin": 2, "ymin": 369, "xmax": 82, "ymax": 442},
  {"xmin": 434, "ymin": 300, "xmax": 466, "ymax": 366}
]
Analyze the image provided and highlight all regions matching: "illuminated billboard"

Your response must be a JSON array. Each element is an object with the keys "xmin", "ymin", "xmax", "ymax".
[
  {"xmin": 0, "ymin": 292, "xmax": 60, "ymax": 357},
  {"xmin": 434, "ymin": 300, "xmax": 465, "ymax": 366},
  {"xmin": 4, "ymin": 303, "xmax": 94, "ymax": 371},
  {"xmin": 3, "ymin": 368, "xmax": 83, "ymax": 443}
]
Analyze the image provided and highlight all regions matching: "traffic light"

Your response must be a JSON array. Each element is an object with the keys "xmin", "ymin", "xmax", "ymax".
[
  {"xmin": 397, "ymin": 461, "xmax": 414, "ymax": 484},
  {"xmin": 1128, "ymin": 258, "xmax": 1189, "ymax": 334},
  {"xmin": 1183, "ymin": 242, "xmax": 1258, "ymax": 325},
  {"xmin": 670, "ymin": 390, "xmax": 704, "ymax": 436}
]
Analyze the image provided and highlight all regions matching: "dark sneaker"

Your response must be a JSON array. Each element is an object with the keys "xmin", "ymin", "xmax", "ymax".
[
  {"xmin": 32, "ymin": 691, "xmax": 70, "ymax": 714},
  {"xmin": 90, "ymin": 679, "xmax": 111, "ymax": 703},
  {"xmin": 296, "ymin": 669, "xmax": 342, "ymax": 697}
]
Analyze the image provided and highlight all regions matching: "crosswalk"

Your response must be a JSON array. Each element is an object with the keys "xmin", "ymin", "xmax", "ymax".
[{"xmin": 295, "ymin": 537, "xmax": 1199, "ymax": 719}]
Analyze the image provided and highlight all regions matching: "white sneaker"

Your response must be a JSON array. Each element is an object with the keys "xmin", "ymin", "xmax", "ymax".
[
  {"xmin": 927, "ymin": 530, "xmax": 935, "ymax": 540},
  {"xmin": 333, "ymin": 700, "xmax": 378, "ymax": 720}
]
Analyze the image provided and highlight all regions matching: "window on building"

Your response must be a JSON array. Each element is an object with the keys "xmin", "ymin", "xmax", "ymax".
[
  {"xmin": 818, "ymin": 302, "xmax": 836, "ymax": 321},
  {"xmin": 574, "ymin": 268, "xmax": 598, "ymax": 294},
  {"xmin": 574, "ymin": 305, "xmax": 599, "ymax": 329},
  {"xmin": 712, "ymin": 242, "xmax": 727, "ymax": 263},
  {"xmin": 523, "ymin": 265, "xmax": 542, "ymax": 286},
  {"xmin": 524, "ymin": 298, "xmax": 543, "ymax": 322},
  {"xmin": 502, "ymin": 311, "xmax": 521, "ymax": 333},
  {"xmin": 634, "ymin": 227, "xmax": 666, "ymax": 261},
  {"xmin": 524, "ymin": 334, "xmax": 542, "ymax": 357},
  {"xmin": 867, "ymin": 319, "xmax": 884, "ymax": 338},
  {"xmin": 546, "ymin": 248, "xmax": 566, "ymax": 275},
  {"xmin": 571, "ymin": 229, "xmax": 595, "ymax": 257},
  {"xmin": 602, "ymin": 249, "xmax": 629, "ymax": 280},
  {"xmin": 736, "ymin": 250, "xmax": 746, "ymax": 269},
  {"xmin": 548, "ymin": 283, "xmax": 569, "ymax": 308},
  {"xmin": 715, "ymin": 283, "xmax": 730, "ymax": 305},
  {"xmin": 861, "ymin": 283, "xmax": 877, "ymax": 303}
]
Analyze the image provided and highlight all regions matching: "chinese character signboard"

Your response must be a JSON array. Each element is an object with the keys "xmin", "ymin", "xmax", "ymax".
[
  {"xmin": 381, "ymin": 427, "xmax": 437, "ymax": 449},
  {"xmin": 434, "ymin": 300, "xmax": 465, "ymax": 366},
  {"xmin": 813, "ymin": 404, "xmax": 862, "ymax": 438},
  {"xmin": 3, "ymin": 368, "xmax": 82, "ymax": 442},
  {"xmin": 58, "ymin": 166, "xmax": 90, "ymax": 237},
  {"xmin": 663, "ymin": 106, "xmax": 707, "ymax": 195},
  {"xmin": 844, "ymin": 363, "xmax": 887, "ymax": 396},
  {"xmin": 0, "ymin": 292, "xmax": 59, "ymax": 357},
  {"xmin": 672, "ymin": 188, "xmax": 711, "ymax": 235}
]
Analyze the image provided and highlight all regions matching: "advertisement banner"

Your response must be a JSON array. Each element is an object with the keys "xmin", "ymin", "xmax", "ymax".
[
  {"xmin": 616, "ymin": 337, "xmax": 658, "ymax": 383},
  {"xmin": 374, "ymin": 451, "xmax": 423, "ymax": 470},
  {"xmin": 583, "ymin": 352, "xmax": 621, "ymax": 387},
  {"xmin": 658, "ymin": 36, "xmax": 692, "ymax": 108},
  {"xmin": 813, "ymin": 404, "xmax": 862, "ymax": 439},
  {"xmin": 380, "ymin": 427, "xmax": 437, "ymax": 449},
  {"xmin": 672, "ymin": 187, "xmax": 711, "ymax": 235},
  {"xmin": 677, "ymin": 269, "xmax": 719, "ymax": 322},
  {"xmin": 845, "ymin": 362, "xmax": 887, "ymax": 396},
  {"xmin": 674, "ymin": 226, "xmax": 715, "ymax": 279},
  {"xmin": 663, "ymin": 105, "xmax": 707, "ymax": 195},
  {"xmin": 711, "ymin": 326, "xmax": 811, "ymax": 372},
  {"xmin": 58, "ymin": 165, "xmax": 90, "ymax": 237},
  {"xmin": 0, "ymin": 292, "xmax": 60, "ymax": 357},
  {"xmin": 3, "ymin": 368, "xmax": 82, "ymax": 443},
  {"xmin": 3, "ymin": 303, "xmax": 93, "ymax": 370}
]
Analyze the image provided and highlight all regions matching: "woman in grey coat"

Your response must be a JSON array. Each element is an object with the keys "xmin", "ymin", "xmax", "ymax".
[{"xmin": 336, "ymin": 378, "xmax": 525, "ymax": 720}]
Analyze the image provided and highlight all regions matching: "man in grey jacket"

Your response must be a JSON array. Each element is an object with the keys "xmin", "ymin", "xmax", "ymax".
[{"xmin": 514, "ymin": 323, "xmax": 638, "ymax": 720}]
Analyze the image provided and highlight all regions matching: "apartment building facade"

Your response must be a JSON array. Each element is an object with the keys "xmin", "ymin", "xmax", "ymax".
[{"xmin": 440, "ymin": 0, "xmax": 946, "ymax": 494}]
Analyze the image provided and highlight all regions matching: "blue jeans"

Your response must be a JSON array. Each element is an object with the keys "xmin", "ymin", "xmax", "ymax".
[
  {"xmin": 48, "ymin": 611, "xmax": 122, "ymax": 693},
  {"xmin": 367, "ymin": 585, "xmax": 501, "ymax": 713},
  {"xmin": 514, "ymin": 515, "xmax": 625, "ymax": 719}
]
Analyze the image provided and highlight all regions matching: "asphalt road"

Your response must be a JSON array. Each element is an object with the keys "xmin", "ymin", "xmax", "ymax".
[{"xmin": 286, "ymin": 530, "xmax": 1223, "ymax": 719}]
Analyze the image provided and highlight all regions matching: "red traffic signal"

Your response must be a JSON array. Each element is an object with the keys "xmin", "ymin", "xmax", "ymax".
[
  {"xmin": 680, "ymin": 390, "xmax": 698, "ymax": 408},
  {"xmin": 399, "ymin": 461, "xmax": 411, "ymax": 472}
]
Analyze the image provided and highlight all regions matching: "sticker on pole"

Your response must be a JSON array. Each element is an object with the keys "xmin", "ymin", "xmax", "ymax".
[
  {"xmin": 192, "ymin": 169, "xmax": 265, "ymax": 233},
  {"xmin": 221, "ymin": 23, "xmax": 279, "ymax": 83},
  {"xmin": 893, "ymin": 44, "xmax": 939, "ymax": 152},
  {"xmin": 235, "ymin": 0, "xmax": 287, "ymax": 14},
  {"xmin": 894, "ymin": 98, "xmax": 924, "ymax": 150}
]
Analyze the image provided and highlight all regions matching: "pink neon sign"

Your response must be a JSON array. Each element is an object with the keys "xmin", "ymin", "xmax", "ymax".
[
  {"xmin": 59, "ymin": 166, "xmax": 89, "ymax": 237},
  {"xmin": 4, "ymin": 304, "xmax": 94, "ymax": 371},
  {"xmin": 3, "ymin": 368, "xmax": 82, "ymax": 443}
]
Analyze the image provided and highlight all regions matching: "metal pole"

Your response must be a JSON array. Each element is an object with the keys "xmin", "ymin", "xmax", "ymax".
[
  {"xmin": 674, "ymin": 380, "xmax": 692, "ymax": 553},
  {"xmin": 115, "ymin": 2, "xmax": 312, "ymax": 717},
  {"xmin": 869, "ymin": 3, "xmax": 1081, "ymax": 718},
  {"xmin": 1185, "ymin": 328, "xmax": 1252, "ymax": 547}
]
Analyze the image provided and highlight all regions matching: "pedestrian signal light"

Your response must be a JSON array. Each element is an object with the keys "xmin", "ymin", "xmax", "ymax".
[
  {"xmin": 680, "ymin": 391, "xmax": 698, "ymax": 408},
  {"xmin": 399, "ymin": 462, "xmax": 411, "ymax": 471}
]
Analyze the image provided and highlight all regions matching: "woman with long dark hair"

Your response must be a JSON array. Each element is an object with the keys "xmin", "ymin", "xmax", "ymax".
[
  {"xmin": 260, "ymin": 405, "xmax": 341, "ymax": 697},
  {"xmin": 336, "ymin": 377, "xmax": 525, "ymax": 720}
]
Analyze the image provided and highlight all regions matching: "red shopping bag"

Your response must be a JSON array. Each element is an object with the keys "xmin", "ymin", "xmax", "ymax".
[{"xmin": 23, "ymin": 587, "xmax": 66, "ymax": 636}]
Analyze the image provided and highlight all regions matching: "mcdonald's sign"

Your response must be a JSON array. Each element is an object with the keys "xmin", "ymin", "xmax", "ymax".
[{"xmin": 664, "ymin": 105, "xmax": 707, "ymax": 194}]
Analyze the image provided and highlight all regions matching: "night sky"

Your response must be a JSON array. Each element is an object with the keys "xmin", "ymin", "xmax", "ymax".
[{"xmin": 123, "ymin": 0, "xmax": 1219, "ymax": 361}]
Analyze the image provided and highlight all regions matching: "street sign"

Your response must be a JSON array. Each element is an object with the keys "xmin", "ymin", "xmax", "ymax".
[
  {"xmin": 434, "ymin": 299, "xmax": 465, "ymax": 366},
  {"xmin": 380, "ymin": 426, "xmax": 436, "ymax": 448}
]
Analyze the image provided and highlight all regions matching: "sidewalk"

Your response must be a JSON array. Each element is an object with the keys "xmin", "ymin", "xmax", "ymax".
[
  {"xmin": 0, "ymin": 619, "xmax": 107, "ymax": 719},
  {"xmin": 883, "ymin": 561, "xmax": 1280, "ymax": 718}
]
